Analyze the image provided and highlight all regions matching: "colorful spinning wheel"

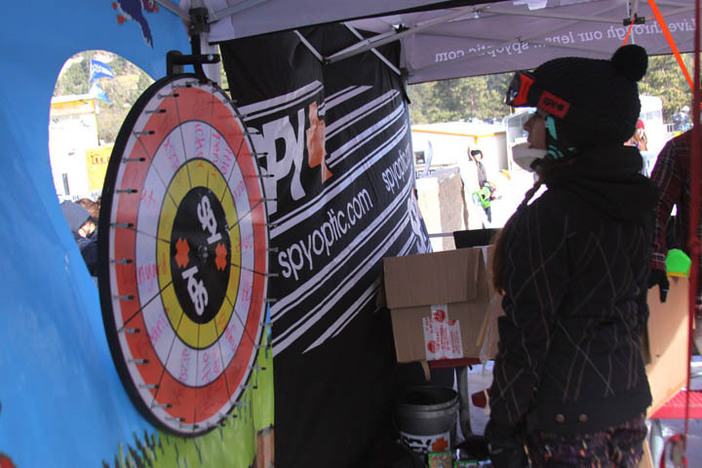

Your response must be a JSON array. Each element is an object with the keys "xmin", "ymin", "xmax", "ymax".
[{"xmin": 98, "ymin": 74, "xmax": 269, "ymax": 436}]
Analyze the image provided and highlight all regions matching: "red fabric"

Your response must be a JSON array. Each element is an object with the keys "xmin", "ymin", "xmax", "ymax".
[
  {"xmin": 650, "ymin": 390, "xmax": 702, "ymax": 419},
  {"xmin": 647, "ymin": 0, "xmax": 694, "ymax": 90}
]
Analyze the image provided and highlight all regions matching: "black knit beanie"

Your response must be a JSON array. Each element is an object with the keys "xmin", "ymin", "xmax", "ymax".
[{"xmin": 531, "ymin": 45, "xmax": 648, "ymax": 147}]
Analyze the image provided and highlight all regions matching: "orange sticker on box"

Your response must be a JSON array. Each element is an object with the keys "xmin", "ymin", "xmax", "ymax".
[{"xmin": 423, "ymin": 305, "xmax": 463, "ymax": 360}]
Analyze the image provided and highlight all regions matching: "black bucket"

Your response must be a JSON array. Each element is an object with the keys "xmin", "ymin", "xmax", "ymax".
[{"xmin": 396, "ymin": 385, "xmax": 458, "ymax": 455}]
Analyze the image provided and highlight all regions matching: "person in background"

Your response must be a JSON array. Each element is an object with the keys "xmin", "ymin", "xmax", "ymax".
[
  {"xmin": 60, "ymin": 200, "xmax": 95, "ymax": 241},
  {"xmin": 469, "ymin": 149, "xmax": 498, "ymax": 223},
  {"xmin": 485, "ymin": 44, "xmax": 656, "ymax": 467},
  {"xmin": 471, "ymin": 180, "xmax": 498, "ymax": 223},
  {"xmin": 648, "ymin": 128, "xmax": 702, "ymax": 353},
  {"xmin": 77, "ymin": 197, "xmax": 100, "ymax": 221},
  {"xmin": 626, "ymin": 119, "xmax": 648, "ymax": 152},
  {"xmin": 459, "ymin": 147, "xmax": 495, "ymax": 228},
  {"xmin": 60, "ymin": 200, "xmax": 99, "ymax": 276},
  {"xmin": 471, "ymin": 148, "xmax": 488, "ymax": 187},
  {"xmin": 672, "ymin": 105, "xmax": 691, "ymax": 134},
  {"xmin": 459, "ymin": 146, "xmax": 484, "ymax": 229},
  {"xmin": 76, "ymin": 197, "xmax": 100, "ymax": 275}
]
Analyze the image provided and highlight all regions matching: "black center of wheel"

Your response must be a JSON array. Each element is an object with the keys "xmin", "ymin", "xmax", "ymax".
[{"xmin": 170, "ymin": 186, "xmax": 230, "ymax": 324}]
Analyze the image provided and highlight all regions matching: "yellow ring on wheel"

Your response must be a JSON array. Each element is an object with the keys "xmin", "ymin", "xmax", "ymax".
[{"xmin": 156, "ymin": 159, "xmax": 241, "ymax": 349}]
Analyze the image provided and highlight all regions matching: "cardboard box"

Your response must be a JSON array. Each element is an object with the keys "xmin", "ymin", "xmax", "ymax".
[
  {"xmin": 382, "ymin": 247, "xmax": 501, "ymax": 363},
  {"xmin": 644, "ymin": 276, "xmax": 689, "ymax": 417},
  {"xmin": 639, "ymin": 277, "xmax": 689, "ymax": 468}
]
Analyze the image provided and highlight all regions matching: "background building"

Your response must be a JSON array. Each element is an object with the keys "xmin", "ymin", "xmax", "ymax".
[{"xmin": 49, "ymin": 94, "xmax": 110, "ymax": 201}]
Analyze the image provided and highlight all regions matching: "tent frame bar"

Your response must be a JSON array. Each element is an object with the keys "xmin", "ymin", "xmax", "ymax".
[
  {"xmin": 484, "ymin": 6, "xmax": 623, "ymax": 23},
  {"xmin": 405, "ymin": 2, "xmax": 627, "ymax": 81},
  {"xmin": 294, "ymin": 30, "xmax": 325, "ymax": 62},
  {"xmin": 160, "ymin": 0, "xmax": 699, "ymax": 84},
  {"xmin": 293, "ymin": 26, "xmax": 401, "ymax": 77},
  {"xmin": 326, "ymin": 5, "xmax": 481, "ymax": 64},
  {"xmin": 324, "ymin": 1, "xmax": 629, "ymax": 66},
  {"xmin": 326, "ymin": 0, "xmax": 695, "ymax": 80},
  {"xmin": 343, "ymin": 24, "xmax": 402, "ymax": 76}
]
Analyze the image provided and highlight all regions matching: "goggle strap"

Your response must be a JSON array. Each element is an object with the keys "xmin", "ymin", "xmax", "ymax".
[
  {"xmin": 509, "ymin": 71, "xmax": 572, "ymax": 119},
  {"xmin": 545, "ymin": 116, "xmax": 558, "ymax": 140}
]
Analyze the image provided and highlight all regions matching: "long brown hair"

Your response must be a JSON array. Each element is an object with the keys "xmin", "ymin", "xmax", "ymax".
[
  {"xmin": 491, "ymin": 177, "xmax": 545, "ymax": 294},
  {"xmin": 492, "ymin": 104, "xmax": 584, "ymax": 293}
]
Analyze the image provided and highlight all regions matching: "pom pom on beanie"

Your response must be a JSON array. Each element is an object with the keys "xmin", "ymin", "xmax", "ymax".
[
  {"xmin": 531, "ymin": 44, "xmax": 648, "ymax": 147},
  {"xmin": 612, "ymin": 44, "xmax": 648, "ymax": 82}
]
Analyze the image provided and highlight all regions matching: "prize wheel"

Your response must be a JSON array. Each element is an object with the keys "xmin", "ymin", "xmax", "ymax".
[{"xmin": 98, "ymin": 74, "xmax": 269, "ymax": 437}]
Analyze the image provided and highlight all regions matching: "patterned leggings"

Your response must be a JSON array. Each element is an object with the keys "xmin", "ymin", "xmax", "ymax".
[{"xmin": 526, "ymin": 414, "xmax": 647, "ymax": 467}]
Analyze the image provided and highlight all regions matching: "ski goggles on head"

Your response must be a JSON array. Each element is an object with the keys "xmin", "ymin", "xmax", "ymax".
[{"xmin": 505, "ymin": 71, "xmax": 571, "ymax": 119}]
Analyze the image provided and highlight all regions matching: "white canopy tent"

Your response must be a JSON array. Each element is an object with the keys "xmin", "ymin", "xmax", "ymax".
[{"xmin": 167, "ymin": 0, "xmax": 697, "ymax": 84}]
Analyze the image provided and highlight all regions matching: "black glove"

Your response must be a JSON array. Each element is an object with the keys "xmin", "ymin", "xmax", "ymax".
[
  {"xmin": 484, "ymin": 420, "xmax": 528, "ymax": 468},
  {"xmin": 488, "ymin": 443, "xmax": 528, "ymax": 468},
  {"xmin": 648, "ymin": 268, "xmax": 669, "ymax": 303}
]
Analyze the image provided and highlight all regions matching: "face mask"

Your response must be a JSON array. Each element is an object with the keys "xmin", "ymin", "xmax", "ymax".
[{"xmin": 511, "ymin": 142, "xmax": 547, "ymax": 172}]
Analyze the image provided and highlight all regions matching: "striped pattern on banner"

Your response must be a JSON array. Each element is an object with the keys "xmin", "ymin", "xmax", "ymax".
[{"xmin": 238, "ymin": 83, "xmax": 430, "ymax": 356}]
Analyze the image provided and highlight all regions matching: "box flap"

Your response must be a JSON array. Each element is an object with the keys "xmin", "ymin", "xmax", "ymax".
[{"xmin": 382, "ymin": 248, "xmax": 487, "ymax": 309}]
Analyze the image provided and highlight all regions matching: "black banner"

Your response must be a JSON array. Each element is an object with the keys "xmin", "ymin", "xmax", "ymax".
[{"xmin": 221, "ymin": 25, "xmax": 431, "ymax": 466}]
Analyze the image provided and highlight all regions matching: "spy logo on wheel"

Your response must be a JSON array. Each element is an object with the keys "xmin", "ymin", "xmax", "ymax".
[
  {"xmin": 99, "ymin": 75, "xmax": 269, "ymax": 437},
  {"xmin": 171, "ymin": 187, "xmax": 230, "ymax": 324}
]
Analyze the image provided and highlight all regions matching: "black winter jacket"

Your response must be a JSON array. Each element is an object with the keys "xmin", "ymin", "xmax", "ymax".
[{"xmin": 487, "ymin": 145, "xmax": 657, "ymax": 438}]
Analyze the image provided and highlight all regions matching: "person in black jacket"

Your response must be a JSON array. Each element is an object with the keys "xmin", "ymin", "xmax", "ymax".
[{"xmin": 485, "ymin": 45, "xmax": 657, "ymax": 467}]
